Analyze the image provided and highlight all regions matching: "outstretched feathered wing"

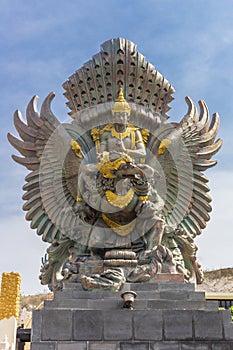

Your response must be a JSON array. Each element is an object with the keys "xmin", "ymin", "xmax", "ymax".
[
  {"xmin": 148, "ymin": 96, "xmax": 222, "ymax": 237},
  {"xmin": 145, "ymin": 96, "xmax": 222, "ymax": 282},
  {"xmin": 7, "ymin": 92, "xmax": 95, "ymax": 244}
]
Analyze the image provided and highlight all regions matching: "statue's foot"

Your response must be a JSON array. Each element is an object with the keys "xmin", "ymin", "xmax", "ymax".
[
  {"xmin": 126, "ymin": 266, "xmax": 151, "ymax": 283},
  {"xmin": 81, "ymin": 268, "xmax": 125, "ymax": 291},
  {"xmin": 81, "ymin": 275, "xmax": 110, "ymax": 290}
]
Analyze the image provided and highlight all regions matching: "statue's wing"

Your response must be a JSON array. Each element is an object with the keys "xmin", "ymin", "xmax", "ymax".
[
  {"xmin": 148, "ymin": 96, "xmax": 222, "ymax": 238},
  {"xmin": 8, "ymin": 93, "xmax": 94, "ymax": 243}
]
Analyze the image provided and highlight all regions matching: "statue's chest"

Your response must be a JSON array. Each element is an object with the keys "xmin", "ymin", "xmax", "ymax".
[{"xmin": 108, "ymin": 135, "xmax": 133, "ymax": 150}]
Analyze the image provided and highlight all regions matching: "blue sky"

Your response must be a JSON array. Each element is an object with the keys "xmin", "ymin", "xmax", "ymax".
[{"xmin": 0, "ymin": 0, "xmax": 232, "ymax": 294}]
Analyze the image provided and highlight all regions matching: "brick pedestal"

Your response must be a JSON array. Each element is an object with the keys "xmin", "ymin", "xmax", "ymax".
[{"xmin": 31, "ymin": 277, "xmax": 233, "ymax": 350}]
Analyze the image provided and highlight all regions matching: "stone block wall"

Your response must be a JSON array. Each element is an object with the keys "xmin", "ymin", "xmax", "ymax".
[{"xmin": 31, "ymin": 282, "xmax": 233, "ymax": 350}]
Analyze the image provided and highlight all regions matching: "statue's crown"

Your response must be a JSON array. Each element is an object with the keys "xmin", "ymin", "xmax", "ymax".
[{"xmin": 111, "ymin": 87, "xmax": 131, "ymax": 116}]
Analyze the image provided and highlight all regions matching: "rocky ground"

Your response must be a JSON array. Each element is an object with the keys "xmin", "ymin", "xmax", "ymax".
[
  {"xmin": 20, "ymin": 292, "xmax": 53, "ymax": 311},
  {"xmin": 196, "ymin": 267, "xmax": 233, "ymax": 294}
]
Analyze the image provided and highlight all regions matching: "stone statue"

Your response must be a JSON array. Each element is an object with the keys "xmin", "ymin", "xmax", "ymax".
[{"xmin": 8, "ymin": 38, "xmax": 222, "ymax": 291}]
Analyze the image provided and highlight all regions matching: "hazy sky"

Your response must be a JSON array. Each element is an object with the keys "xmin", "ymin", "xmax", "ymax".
[{"xmin": 1, "ymin": 0, "xmax": 232, "ymax": 294}]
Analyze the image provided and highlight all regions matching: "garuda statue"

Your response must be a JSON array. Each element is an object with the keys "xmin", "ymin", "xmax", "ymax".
[{"xmin": 8, "ymin": 38, "xmax": 222, "ymax": 291}]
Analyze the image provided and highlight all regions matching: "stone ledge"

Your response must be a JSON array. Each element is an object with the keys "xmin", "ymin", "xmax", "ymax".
[
  {"xmin": 45, "ymin": 298, "xmax": 216, "ymax": 311},
  {"xmin": 57, "ymin": 343, "xmax": 87, "ymax": 350},
  {"xmin": 62, "ymin": 281, "xmax": 195, "ymax": 292},
  {"xmin": 30, "ymin": 340, "xmax": 233, "ymax": 350},
  {"xmin": 54, "ymin": 290, "xmax": 205, "ymax": 302},
  {"xmin": 31, "ymin": 342, "xmax": 56, "ymax": 350}
]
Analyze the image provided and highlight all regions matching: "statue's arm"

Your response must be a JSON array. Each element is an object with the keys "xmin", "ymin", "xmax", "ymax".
[
  {"xmin": 96, "ymin": 133, "xmax": 109, "ymax": 160},
  {"xmin": 126, "ymin": 130, "xmax": 146, "ymax": 158},
  {"xmin": 99, "ymin": 139, "xmax": 108, "ymax": 153}
]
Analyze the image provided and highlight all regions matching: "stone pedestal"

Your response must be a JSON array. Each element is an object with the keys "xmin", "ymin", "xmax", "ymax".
[{"xmin": 31, "ymin": 278, "xmax": 233, "ymax": 350}]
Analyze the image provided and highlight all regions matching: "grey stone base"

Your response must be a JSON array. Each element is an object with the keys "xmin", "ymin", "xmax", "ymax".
[
  {"xmin": 31, "ymin": 341, "xmax": 233, "ymax": 350},
  {"xmin": 31, "ymin": 282, "xmax": 233, "ymax": 350}
]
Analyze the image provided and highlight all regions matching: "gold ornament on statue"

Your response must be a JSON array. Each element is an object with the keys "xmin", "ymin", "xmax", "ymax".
[
  {"xmin": 102, "ymin": 213, "xmax": 136, "ymax": 236},
  {"xmin": 158, "ymin": 138, "xmax": 171, "ymax": 155},
  {"xmin": 105, "ymin": 188, "xmax": 135, "ymax": 208},
  {"xmin": 111, "ymin": 87, "xmax": 131, "ymax": 116},
  {"xmin": 97, "ymin": 151, "xmax": 133, "ymax": 179},
  {"xmin": 71, "ymin": 140, "xmax": 83, "ymax": 158}
]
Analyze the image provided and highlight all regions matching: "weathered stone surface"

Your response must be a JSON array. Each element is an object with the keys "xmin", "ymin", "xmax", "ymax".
[
  {"xmin": 49, "ymin": 296, "xmax": 218, "ymax": 313},
  {"xmin": 211, "ymin": 343, "xmax": 233, "ymax": 350},
  {"xmin": 147, "ymin": 299, "xmax": 210, "ymax": 310},
  {"xmin": 72, "ymin": 290, "xmax": 118, "ymax": 300},
  {"xmin": 188, "ymin": 292, "xmax": 206, "ymax": 301},
  {"xmin": 41, "ymin": 309, "xmax": 72, "ymax": 341},
  {"xmin": 164, "ymin": 310, "xmax": 193, "ymax": 340},
  {"xmin": 134, "ymin": 310, "xmax": 163, "ymax": 340},
  {"xmin": 31, "ymin": 310, "xmax": 42, "ymax": 342},
  {"xmin": 55, "ymin": 289, "xmax": 73, "ymax": 300},
  {"xmin": 131, "ymin": 299, "xmax": 148, "ymax": 309},
  {"xmin": 180, "ymin": 344, "xmax": 209, "ymax": 350},
  {"xmin": 194, "ymin": 311, "xmax": 223, "ymax": 340},
  {"xmin": 158, "ymin": 283, "xmax": 195, "ymax": 292},
  {"xmin": 57, "ymin": 342, "xmax": 87, "ymax": 350},
  {"xmin": 73, "ymin": 310, "xmax": 103, "ymax": 340},
  {"xmin": 205, "ymin": 301, "xmax": 220, "ymax": 310},
  {"xmin": 221, "ymin": 309, "xmax": 233, "ymax": 340},
  {"xmin": 147, "ymin": 300, "xmax": 175, "ymax": 309},
  {"xmin": 124, "ymin": 282, "xmax": 194, "ymax": 292},
  {"xmin": 104, "ymin": 310, "xmax": 133, "ymax": 340},
  {"xmin": 132, "ymin": 291, "xmax": 160, "ymax": 299},
  {"xmin": 63, "ymin": 283, "xmax": 84, "ymax": 291},
  {"xmin": 120, "ymin": 342, "xmax": 149, "ymax": 350},
  {"xmin": 30, "ymin": 343, "xmax": 55, "ymax": 350},
  {"xmin": 30, "ymin": 283, "xmax": 233, "ymax": 348},
  {"xmin": 150, "ymin": 274, "xmax": 184, "ymax": 284},
  {"xmin": 150, "ymin": 342, "xmax": 180, "ymax": 350},
  {"xmin": 160, "ymin": 291, "xmax": 205, "ymax": 301},
  {"xmin": 88, "ymin": 299, "xmax": 122, "ymax": 309},
  {"xmin": 175, "ymin": 300, "xmax": 218, "ymax": 310},
  {"xmin": 45, "ymin": 299, "xmax": 89, "ymax": 309},
  {"xmin": 89, "ymin": 341, "xmax": 119, "ymax": 350}
]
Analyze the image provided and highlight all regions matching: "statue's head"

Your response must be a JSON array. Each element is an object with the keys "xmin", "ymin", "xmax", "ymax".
[{"xmin": 112, "ymin": 88, "xmax": 131, "ymax": 126}]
